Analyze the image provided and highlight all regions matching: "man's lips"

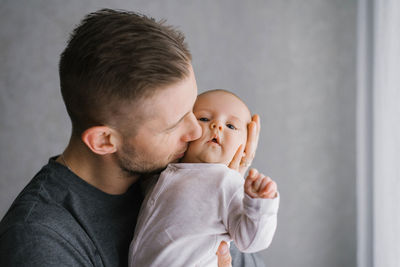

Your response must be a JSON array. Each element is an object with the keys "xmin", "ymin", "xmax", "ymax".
[
  {"xmin": 177, "ymin": 152, "xmax": 185, "ymax": 158},
  {"xmin": 175, "ymin": 147, "xmax": 188, "ymax": 158}
]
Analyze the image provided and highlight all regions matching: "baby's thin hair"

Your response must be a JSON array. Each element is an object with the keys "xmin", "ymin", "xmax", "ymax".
[
  {"xmin": 199, "ymin": 89, "xmax": 251, "ymax": 115},
  {"xmin": 198, "ymin": 89, "xmax": 239, "ymax": 98}
]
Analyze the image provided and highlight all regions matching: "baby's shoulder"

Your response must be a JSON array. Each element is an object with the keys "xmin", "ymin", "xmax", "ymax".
[
  {"xmin": 161, "ymin": 163, "xmax": 244, "ymax": 196},
  {"xmin": 169, "ymin": 163, "xmax": 241, "ymax": 178}
]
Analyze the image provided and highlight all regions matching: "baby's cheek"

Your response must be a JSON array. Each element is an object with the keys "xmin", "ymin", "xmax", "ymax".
[
  {"xmin": 225, "ymin": 144, "xmax": 239, "ymax": 162},
  {"xmin": 241, "ymin": 131, "xmax": 248, "ymax": 144},
  {"xmin": 186, "ymin": 140, "xmax": 201, "ymax": 154}
]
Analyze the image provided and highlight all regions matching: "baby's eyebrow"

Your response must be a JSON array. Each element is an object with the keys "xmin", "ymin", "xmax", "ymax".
[
  {"xmin": 227, "ymin": 115, "xmax": 248, "ymax": 126},
  {"xmin": 194, "ymin": 108, "xmax": 211, "ymax": 113},
  {"xmin": 228, "ymin": 115, "xmax": 242, "ymax": 122},
  {"xmin": 193, "ymin": 110, "xmax": 211, "ymax": 117}
]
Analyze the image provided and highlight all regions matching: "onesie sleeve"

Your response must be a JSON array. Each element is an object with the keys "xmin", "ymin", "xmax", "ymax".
[{"xmin": 225, "ymin": 185, "xmax": 280, "ymax": 253}]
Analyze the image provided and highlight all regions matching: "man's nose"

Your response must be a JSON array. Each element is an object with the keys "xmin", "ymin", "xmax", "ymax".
[
  {"xmin": 210, "ymin": 121, "xmax": 223, "ymax": 131},
  {"xmin": 182, "ymin": 113, "xmax": 202, "ymax": 142}
]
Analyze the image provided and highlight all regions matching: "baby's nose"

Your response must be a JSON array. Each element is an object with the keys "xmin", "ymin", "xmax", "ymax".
[{"xmin": 210, "ymin": 122, "xmax": 223, "ymax": 131}]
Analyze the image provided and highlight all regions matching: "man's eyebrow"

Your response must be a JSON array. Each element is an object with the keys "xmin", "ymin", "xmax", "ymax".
[{"xmin": 166, "ymin": 111, "xmax": 191, "ymax": 130}]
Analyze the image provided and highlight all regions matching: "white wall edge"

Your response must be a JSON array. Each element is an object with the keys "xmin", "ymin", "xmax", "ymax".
[{"xmin": 356, "ymin": 0, "xmax": 374, "ymax": 266}]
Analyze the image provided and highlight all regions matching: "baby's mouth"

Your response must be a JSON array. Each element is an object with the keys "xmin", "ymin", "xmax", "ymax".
[{"xmin": 207, "ymin": 135, "xmax": 221, "ymax": 146}]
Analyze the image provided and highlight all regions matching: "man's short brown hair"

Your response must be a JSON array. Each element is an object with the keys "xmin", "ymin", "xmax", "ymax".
[{"xmin": 59, "ymin": 9, "xmax": 192, "ymax": 136}]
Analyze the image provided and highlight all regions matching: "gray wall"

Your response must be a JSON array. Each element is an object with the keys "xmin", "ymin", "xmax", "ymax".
[{"xmin": 0, "ymin": 1, "xmax": 357, "ymax": 266}]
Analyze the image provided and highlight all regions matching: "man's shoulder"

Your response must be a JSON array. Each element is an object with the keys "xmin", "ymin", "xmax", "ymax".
[
  {"xmin": 0, "ymin": 221, "xmax": 97, "ymax": 266},
  {"xmin": 0, "ymin": 192, "xmax": 85, "ymax": 258},
  {"xmin": 0, "ymin": 195, "xmax": 76, "ymax": 235},
  {"xmin": 0, "ymin": 160, "xmax": 87, "ymax": 247},
  {"xmin": 0, "ymin": 169, "xmax": 98, "ymax": 266}
]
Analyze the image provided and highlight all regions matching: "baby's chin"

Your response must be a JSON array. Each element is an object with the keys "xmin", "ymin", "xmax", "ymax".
[{"xmin": 180, "ymin": 152, "xmax": 229, "ymax": 166}]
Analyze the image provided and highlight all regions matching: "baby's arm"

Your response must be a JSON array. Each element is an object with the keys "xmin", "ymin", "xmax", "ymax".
[{"xmin": 226, "ymin": 169, "xmax": 279, "ymax": 253}]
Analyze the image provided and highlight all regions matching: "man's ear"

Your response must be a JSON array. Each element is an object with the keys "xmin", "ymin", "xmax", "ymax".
[{"xmin": 81, "ymin": 126, "xmax": 119, "ymax": 155}]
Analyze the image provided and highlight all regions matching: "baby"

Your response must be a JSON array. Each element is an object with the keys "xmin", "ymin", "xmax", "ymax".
[{"xmin": 129, "ymin": 89, "xmax": 279, "ymax": 267}]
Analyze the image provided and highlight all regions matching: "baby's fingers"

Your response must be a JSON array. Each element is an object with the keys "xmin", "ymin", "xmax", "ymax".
[
  {"xmin": 252, "ymin": 175, "xmax": 271, "ymax": 195},
  {"xmin": 244, "ymin": 169, "xmax": 259, "ymax": 198},
  {"xmin": 244, "ymin": 169, "xmax": 258, "ymax": 185},
  {"xmin": 259, "ymin": 176, "xmax": 270, "ymax": 192},
  {"xmin": 260, "ymin": 179, "xmax": 278, "ymax": 199}
]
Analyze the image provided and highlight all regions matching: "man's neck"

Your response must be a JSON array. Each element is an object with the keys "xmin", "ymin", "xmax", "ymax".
[{"xmin": 57, "ymin": 138, "xmax": 139, "ymax": 195}]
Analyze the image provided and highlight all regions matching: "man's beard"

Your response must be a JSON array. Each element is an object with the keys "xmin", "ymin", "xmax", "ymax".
[{"xmin": 116, "ymin": 143, "xmax": 169, "ymax": 178}]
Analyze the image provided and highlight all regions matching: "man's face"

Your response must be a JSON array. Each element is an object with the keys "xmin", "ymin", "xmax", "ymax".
[
  {"xmin": 116, "ymin": 66, "xmax": 202, "ymax": 176},
  {"xmin": 181, "ymin": 91, "xmax": 251, "ymax": 166}
]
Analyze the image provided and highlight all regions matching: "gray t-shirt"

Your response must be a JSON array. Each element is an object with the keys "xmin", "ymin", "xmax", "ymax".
[{"xmin": 0, "ymin": 157, "xmax": 266, "ymax": 267}]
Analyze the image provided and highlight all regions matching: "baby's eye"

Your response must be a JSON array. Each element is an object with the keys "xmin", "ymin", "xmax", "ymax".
[
  {"xmin": 226, "ymin": 124, "xmax": 237, "ymax": 130},
  {"xmin": 199, "ymin": 117, "xmax": 209, "ymax": 122}
]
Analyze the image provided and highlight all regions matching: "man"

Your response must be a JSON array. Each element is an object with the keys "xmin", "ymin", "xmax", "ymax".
[{"xmin": 0, "ymin": 9, "xmax": 265, "ymax": 267}]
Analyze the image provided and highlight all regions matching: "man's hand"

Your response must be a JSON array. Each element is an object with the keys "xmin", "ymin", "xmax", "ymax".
[
  {"xmin": 245, "ymin": 168, "xmax": 278, "ymax": 199},
  {"xmin": 229, "ymin": 114, "xmax": 261, "ymax": 175},
  {"xmin": 216, "ymin": 241, "xmax": 232, "ymax": 267}
]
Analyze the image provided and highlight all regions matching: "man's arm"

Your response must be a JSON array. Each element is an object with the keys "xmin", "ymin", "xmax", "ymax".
[
  {"xmin": 0, "ymin": 224, "xmax": 94, "ymax": 267},
  {"xmin": 230, "ymin": 243, "xmax": 267, "ymax": 267},
  {"xmin": 216, "ymin": 242, "xmax": 267, "ymax": 267}
]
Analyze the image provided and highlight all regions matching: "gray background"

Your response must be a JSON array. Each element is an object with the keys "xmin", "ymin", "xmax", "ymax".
[{"xmin": 0, "ymin": 1, "xmax": 357, "ymax": 266}]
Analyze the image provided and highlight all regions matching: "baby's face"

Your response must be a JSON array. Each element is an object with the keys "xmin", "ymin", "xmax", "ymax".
[{"xmin": 181, "ymin": 91, "xmax": 251, "ymax": 165}]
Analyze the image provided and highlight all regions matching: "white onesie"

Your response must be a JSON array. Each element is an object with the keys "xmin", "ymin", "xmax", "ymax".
[{"xmin": 129, "ymin": 163, "xmax": 279, "ymax": 267}]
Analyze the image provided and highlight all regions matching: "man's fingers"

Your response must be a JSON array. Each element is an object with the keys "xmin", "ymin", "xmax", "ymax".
[
  {"xmin": 216, "ymin": 241, "xmax": 232, "ymax": 267},
  {"xmin": 238, "ymin": 115, "xmax": 261, "ymax": 175},
  {"xmin": 244, "ymin": 121, "xmax": 257, "ymax": 160},
  {"xmin": 252, "ymin": 114, "xmax": 261, "ymax": 144},
  {"xmin": 246, "ymin": 115, "xmax": 261, "ymax": 155},
  {"xmin": 228, "ymin": 144, "xmax": 244, "ymax": 171}
]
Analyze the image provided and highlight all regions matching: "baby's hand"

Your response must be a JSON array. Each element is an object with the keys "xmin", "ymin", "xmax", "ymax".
[{"xmin": 244, "ymin": 168, "xmax": 277, "ymax": 199}]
